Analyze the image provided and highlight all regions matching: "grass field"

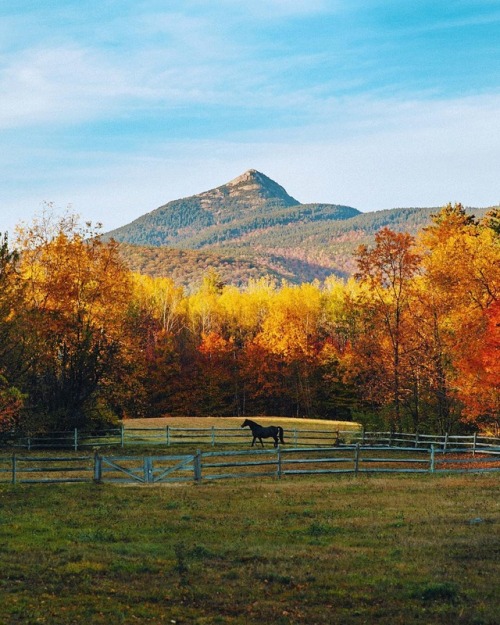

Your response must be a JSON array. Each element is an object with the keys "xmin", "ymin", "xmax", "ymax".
[
  {"xmin": 1, "ymin": 474, "xmax": 498, "ymax": 624},
  {"xmin": 119, "ymin": 415, "xmax": 362, "ymax": 450},
  {"xmin": 123, "ymin": 415, "xmax": 361, "ymax": 432},
  {"xmin": 123, "ymin": 416, "xmax": 361, "ymax": 431}
]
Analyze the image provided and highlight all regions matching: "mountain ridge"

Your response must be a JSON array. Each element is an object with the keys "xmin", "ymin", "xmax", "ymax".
[
  {"xmin": 107, "ymin": 169, "xmax": 492, "ymax": 286},
  {"xmin": 106, "ymin": 169, "xmax": 360, "ymax": 248}
]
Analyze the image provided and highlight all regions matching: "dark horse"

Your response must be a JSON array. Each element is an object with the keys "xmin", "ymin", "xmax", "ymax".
[{"xmin": 241, "ymin": 419, "xmax": 285, "ymax": 448}]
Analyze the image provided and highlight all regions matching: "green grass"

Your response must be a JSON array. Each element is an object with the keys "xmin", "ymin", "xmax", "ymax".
[{"xmin": 1, "ymin": 474, "xmax": 499, "ymax": 624}]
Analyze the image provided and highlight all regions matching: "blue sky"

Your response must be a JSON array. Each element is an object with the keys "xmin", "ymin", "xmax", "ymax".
[{"xmin": 1, "ymin": 0, "xmax": 499, "ymax": 235}]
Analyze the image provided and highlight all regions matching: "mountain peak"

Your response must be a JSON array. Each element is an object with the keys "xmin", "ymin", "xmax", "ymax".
[
  {"xmin": 106, "ymin": 169, "xmax": 360, "ymax": 253},
  {"xmin": 220, "ymin": 169, "xmax": 299, "ymax": 205},
  {"xmin": 227, "ymin": 169, "xmax": 267, "ymax": 186}
]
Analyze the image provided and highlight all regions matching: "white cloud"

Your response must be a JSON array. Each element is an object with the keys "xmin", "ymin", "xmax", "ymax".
[
  {"xmin": 0, "ymin": 1, "xmax": 498, "ymax": 236},
  {"xmin": 0, "ymin": 45, "xmax": 142, "ymax": 128},
  {"xmin": 2, "ymin": 91, "xmax": 499, "ymax": 238},
  {"xmin": 0, "ymin": 39, "xmax": 348, "ymax": 131}
]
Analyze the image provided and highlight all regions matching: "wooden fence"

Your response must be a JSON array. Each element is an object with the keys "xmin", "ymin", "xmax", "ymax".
[
  {"xmin": 3, "ymin": 426, "xmax": 500, "ymax": 452},
  {"xmin": 2, "ymin": 444, "xmax": 500, "ymax": 485},
  {"xmin": 0, "ymin": 455, "xmax": 92, "ymax": 484}
]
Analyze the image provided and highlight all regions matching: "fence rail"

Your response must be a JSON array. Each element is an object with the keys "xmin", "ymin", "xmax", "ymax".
[
  {"xmin": 3, "ymin": 426, "xmax": 500, "ymax": 452},
  {"xmin": 2, "ymin": 444, "xmax": 500, "ymax": 484},
  {"xmin": 1, "ymin": 455, "xmax": 92, "ymax": 484}
]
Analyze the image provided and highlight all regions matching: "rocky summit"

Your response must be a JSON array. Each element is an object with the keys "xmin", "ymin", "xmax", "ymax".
[{"xmin": 219, "ymin": 169, "xmax": 299, "ymax": 207}]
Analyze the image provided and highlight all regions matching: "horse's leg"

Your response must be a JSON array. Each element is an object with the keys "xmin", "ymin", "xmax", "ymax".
[
  {"xmin": 259, "ymin": 437, "xmax": 264, "ymax": 447},
  {"xmin": 251, "ymin": 436, "xmax": 256, "ymax": 447}
]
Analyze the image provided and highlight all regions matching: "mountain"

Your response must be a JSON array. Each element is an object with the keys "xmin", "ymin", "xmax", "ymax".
[
  {"xmin": 107, "ymin": 169, "xmax": 360, "ymax": 248},
  {"xmin": 107, "ymin": 170, "xmax": 491, "ymax": 286}
]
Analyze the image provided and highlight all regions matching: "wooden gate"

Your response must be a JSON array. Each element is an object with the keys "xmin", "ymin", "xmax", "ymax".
[{"xmin": 94, "ymin": 453, "xmax": 200, "ymax": 483}]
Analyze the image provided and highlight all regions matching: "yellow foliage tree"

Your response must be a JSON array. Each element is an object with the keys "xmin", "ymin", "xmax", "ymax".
[{"xmin": 14, "ymin": 210, "xmax": 140, "ymax": 428}]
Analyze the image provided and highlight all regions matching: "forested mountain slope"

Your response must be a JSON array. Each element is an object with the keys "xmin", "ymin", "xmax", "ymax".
[
  {"xmin": 108, "ymin": 169, "xmax": 490, "ymax": 285},
  {"xmin": 107, "ymin": 169, "xmax": 359, "ymax": 247}
]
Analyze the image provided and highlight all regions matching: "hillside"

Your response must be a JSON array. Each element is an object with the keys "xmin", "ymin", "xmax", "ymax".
[
  {"xmin": 108, "ymin": 170, "xmax": 491, "ymax": 285},
  {"xmin": 107, "ymin": 169, "xmax": 359, "ymax": 248},
  {"xmin": 119, "ymin": 242, "xmax": 349, "ymax": 288}
]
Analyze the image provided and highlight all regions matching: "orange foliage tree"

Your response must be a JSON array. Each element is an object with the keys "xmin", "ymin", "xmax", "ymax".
[
  {"xmin": 416, "ymin": 204, "xmax": 499, "ymax": 432},
  {"xmin": 14, "ymin": 211, "xmax": 142, "ymax": 429},
  {"xmin": 354, "ymin": 228, "xmax": 421, "ymax": 431}
]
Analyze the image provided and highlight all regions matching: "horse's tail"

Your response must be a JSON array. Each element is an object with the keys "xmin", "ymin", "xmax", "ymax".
[{"xmin": 278, "ymin": 426, "xmax": 285, "ymax": 444}]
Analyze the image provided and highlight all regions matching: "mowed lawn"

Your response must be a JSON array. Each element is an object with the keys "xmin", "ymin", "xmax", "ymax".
[{"xmin": 1, "ymin": 474, "xmax": 498, "ymax": 625}]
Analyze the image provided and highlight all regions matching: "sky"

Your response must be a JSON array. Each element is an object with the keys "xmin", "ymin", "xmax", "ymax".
[{"xmin": 1, "ymin": 0, "xmax": 499, "ymax": 236}]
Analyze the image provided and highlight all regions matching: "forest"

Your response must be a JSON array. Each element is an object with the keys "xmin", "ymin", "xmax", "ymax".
[{"xmin": 0, "ymin": 204, "xmax": 498, "ymax": 436}]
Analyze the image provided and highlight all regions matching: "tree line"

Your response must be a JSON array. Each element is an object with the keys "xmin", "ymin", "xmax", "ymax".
[{"xmin": 0, "ymin": 204, "xmax": 498, "ymax": 435}]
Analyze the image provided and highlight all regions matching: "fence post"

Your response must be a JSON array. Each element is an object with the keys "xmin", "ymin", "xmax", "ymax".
[
  {"xmin": 277, "ymin": 447, "xmax": 282, "ymax": 479},
  {"xmin": 473, "ymin": 432, "xmax": 477, "ymax": 457},
  {"xmin": 415, "ymin": 432, "xmax": 419, "ymax": 448},
  {"xmin": 144, "ymin": 457, "xmax": 153, "ymax": 483},
  {"xmin": 193, "ymin": 450, "xmax": 202, "ymax": 482},
  {"xmin": 93, "ymin": 452, "xmax": 102, "ymax": 482},
  {"xmin": 121, "ymin": 425, "xmax": 125, "ymax": 448},
  {"xmin": 430, "ymin": 445, "xmax": 435, "ymax": 473},
  {"xmin": 166, "ymin": 425, "xmax": 170, "ymax": 447},
  {"xmin": 74, "ymin": 428, "xmax": 78, "ymax": 451},
  {"xmin": 444, "ymin": 432, "xmax": 448, "ymax": 454},
  {"xmin": 293, "ymin": 428, "xmax": 298, "ymax": 447},
  {"xmin": 354, "ymin": 443, "xmax": 360, "ymax": 475},
  {"xmin": 362, "ymin": 427, "xmax": 365, "ymax": 446},
  {"xmin": 12, "ymin": 454, "xmax": 16, "ymax": 485},
  {"xmin": 211, "ymin": 426, "xmax": 215, "ymax": 447}
]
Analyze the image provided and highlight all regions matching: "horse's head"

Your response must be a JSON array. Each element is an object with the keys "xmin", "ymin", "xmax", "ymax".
[{"xmin": 241, "ymin": 419, "xmax": 250, "ymax": 428}]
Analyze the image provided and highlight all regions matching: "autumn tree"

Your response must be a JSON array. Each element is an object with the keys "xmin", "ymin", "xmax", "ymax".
[
  {"xmin": 456, "ymin": 300, "xmax": 500, "ymax": 433},
  {"xmin": 416, "ymin": 203, "xmax": 499, "ymax": 432},
  {"xmin": 185, "ymin": 270, "xmax": 225, "ymax": 337},
  {"xmin": 126, "ymin": 273, "xmax": 188, "ymax": 416},
  {"xmin": 245, "ymin": 283, "xmax": 324, "ymax": 417},
  {"xmin": 14, "ymin": 211, "xmax": 141, "ymax": 430},
  {"xmin": 321, "ymin": 277, "xmax": 377, "ymax": 423},
  {"xmin": 0, "ymin": 232, "xmax": 26, "ymax": 432},
  {"xmin": 197, "ymin": 331, "xmax": 239, "ymax": 415},
  {"xmin": 354, "ymin": 228, "xmax": 421, "ymax": 431},
  {"xmin": 481, "ymin": 206, "xmax": 500, "ymax": 237}
]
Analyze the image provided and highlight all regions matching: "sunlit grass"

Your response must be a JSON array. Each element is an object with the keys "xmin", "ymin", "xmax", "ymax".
[
  {"xmin": 119, "ymin": 415, "xmax": 362, "ymax": 450},
  {"xmin": 124, "ymin": 415, "xmax": 361, "ymax": 431}
]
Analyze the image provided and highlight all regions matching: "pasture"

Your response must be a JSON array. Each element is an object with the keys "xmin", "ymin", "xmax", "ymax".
[
  {"xmin": 1, "ymin": 473, "xmax": 499, "ymax": 624},
  {"xmin": 123, "ymin": 416, "xmax": 361, "ymax": 448},
  {"xmin": 124, "ymin": 416, "xmax": 361, "ymax": 430}
]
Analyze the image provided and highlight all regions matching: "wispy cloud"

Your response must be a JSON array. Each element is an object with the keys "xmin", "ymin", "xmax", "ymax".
[
  {"xmin": 0, "ymin": 45, "xmax": 141, "ymax": 128},
  {"xmin": 2, "ymin": 90, "xmax": 499, "ymax": 235},
  {"xmin": 0, "ymin": 0, "xmax": 498, "ymax": 235},
  {"xmin": 195, "ymin": 0, "xmax": 338, "ymax": 18}
]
